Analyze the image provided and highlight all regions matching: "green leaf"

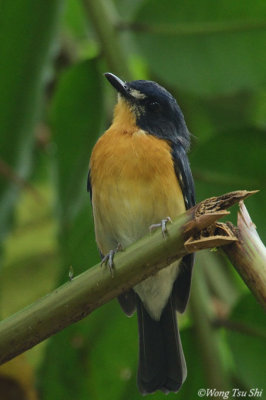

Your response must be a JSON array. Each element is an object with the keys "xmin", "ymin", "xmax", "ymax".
[
  {"xmin": 86, "ymin": 302, "xmax": 139, "ymax": 400},
  {"xmin": 50, "ymin": 59, "xmax": 103, "ymax": 224},
  {"xmin": 252, "ymin": 89, "xmax": 266, "ymax": 128},
  {"xmin": 133, "ymin": 0, "xmax": 266, "ymax": 95},
  {"xmin": 191, "ymin": 127, "xmax": 266, "ymax": 187},
  {"xmin": 190, "ymin": 126, "xmax": 266, "ymax": 241},
  {"xmin": 0, "ymin": 0, "xmax": 62, "ymax": 242},
  {"xmin": 39, "ymin": 300, "xmax": 139, "ymax": 400},
  {"xmin": 225, "ymin": 294, "xmax": 266, "ymax": 388},
  {"xmin": 114, "ymin": 0, "xmax": 144, "ymax": 18}
]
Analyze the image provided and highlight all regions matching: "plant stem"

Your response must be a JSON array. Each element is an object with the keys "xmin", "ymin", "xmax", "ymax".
[
  {"xmin": 82, "ymin": 0, "xmax": 132, "ymax": 79},
  {"xmin": 223, "ymin": 202, "xmax": 266, "ymax": 310},
  {"xmin": 212, "ymin": 318, "xmax": 266, "ymax": 340},
  {"xmin": 117, "ymin": 20, "xmax": 266, "ymax": 37},
  {"xmin": 189, "ymin": 256, "xmax": 230, "ymax": 389}
]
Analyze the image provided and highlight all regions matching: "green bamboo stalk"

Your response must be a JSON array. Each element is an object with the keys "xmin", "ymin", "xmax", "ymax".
[
  {"xmin": 0, "ymin": 213, "xmax": 189, "ymax": 366},
  {"xmin": 223, "ymin": 202, "xmax": 266, "ymax": 310}
]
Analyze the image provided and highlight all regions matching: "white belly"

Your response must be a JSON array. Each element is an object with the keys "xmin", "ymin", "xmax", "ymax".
[
  {"xmin": 134, "ymin": 260, "xmax": 181, "ymax": 320},
  {"xmin": 93, "ymin": 189, "xmax": 182, "ymax": 320}
]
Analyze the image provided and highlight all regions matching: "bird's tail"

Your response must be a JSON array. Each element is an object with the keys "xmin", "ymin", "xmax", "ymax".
[{"xmin": 136, "ymin": 296, "xmax": 187, "ymax": 394}]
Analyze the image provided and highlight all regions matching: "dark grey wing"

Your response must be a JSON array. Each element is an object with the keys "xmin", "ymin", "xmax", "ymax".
[
  {"xmin": 171, "ymin": 144, "xmax": 195, "ymax": 313},
  {"xmin": 172, "ymin": 145, "xmax": 195, "ymax": 209},
  {"xmin": 88, "ymin": 170, "xmax": 136, "ymax": 316},
  {"xmin": 87, "ymin": 170, "xmax": 92, "ymax": 200}
]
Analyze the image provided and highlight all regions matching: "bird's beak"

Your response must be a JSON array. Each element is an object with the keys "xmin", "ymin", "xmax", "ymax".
[{"xmin": 104, "ymin": 72, "xmax": 129, "ymax": 97}]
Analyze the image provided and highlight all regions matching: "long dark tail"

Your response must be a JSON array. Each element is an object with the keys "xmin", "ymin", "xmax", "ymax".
[{"xmin": 137, "ymin": 296, "xmax": 187, "ymax": 394}]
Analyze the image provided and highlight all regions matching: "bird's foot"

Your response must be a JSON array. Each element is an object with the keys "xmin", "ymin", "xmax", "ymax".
[
  {"xmin": 149, "ymin": 216, "xmax": 172, "ymax": 238},
  {"xmin": 101, "ymin": 243, "xmax": 123, "ymax": 276}
]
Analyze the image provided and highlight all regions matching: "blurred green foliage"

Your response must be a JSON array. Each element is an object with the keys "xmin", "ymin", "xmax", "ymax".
[{"xmin": 0, "ymin": 0, "xmax": 265, "ymax": 399}]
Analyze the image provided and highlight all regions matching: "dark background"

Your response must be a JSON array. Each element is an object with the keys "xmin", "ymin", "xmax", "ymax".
[{"xmin": 0, "ymin": 0, "xmax": 265, "ymax": 399}]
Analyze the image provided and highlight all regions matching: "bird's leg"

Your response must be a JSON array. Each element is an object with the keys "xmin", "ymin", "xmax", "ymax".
[
  {"xmin": 101, "ymin": 243, "xmax": 123, "ymax": 276},
  {"xmin": 149, "ymin": 216, "xmax": 172, "ymax": 238}
]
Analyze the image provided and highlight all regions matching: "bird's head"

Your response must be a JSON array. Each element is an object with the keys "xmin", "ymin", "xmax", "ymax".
[{"xmin": 105, "ymin": 72, "xmax": 190, "ymax": 150}]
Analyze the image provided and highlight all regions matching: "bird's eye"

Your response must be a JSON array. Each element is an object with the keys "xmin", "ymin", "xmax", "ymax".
[{"xmin": 147, "ymin": 101, "xmax": 161, "ymax": 112}]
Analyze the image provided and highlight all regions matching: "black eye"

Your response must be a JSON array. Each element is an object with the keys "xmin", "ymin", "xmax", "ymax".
[{"xmin": 147, "ymin": 101, "xmax": 161, "ymax": 112}]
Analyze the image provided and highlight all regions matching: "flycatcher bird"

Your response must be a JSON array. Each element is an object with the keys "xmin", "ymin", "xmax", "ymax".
[{"xmin": 88, "ymin": 73, "xmax": 195, "ymax": 394}]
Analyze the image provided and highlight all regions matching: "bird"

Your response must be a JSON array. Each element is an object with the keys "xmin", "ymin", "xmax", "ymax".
[{"xmin": 88, "ymin": 72, "xmax": 195, "ymax": 394}]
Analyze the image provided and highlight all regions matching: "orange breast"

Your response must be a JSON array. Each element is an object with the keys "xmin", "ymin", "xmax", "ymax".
[{"xmin": 89, "ymin": 128, "xmax": 185, "ymax": 254}]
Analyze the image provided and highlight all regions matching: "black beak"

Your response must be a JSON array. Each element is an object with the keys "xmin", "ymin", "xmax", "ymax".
[{"xmin": 104, "ymin": 72, "xmax": 129, "ymax": 97}]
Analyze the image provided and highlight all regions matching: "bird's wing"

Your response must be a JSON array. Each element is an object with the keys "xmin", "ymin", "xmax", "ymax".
[
  {"xmin": 171, "ymin": 144, "xmax": 195, "ymax": 313},
  {"xmin": 172, "ymin": 144, "xmax": 195, "ymax": 210},
  {"xmin": 87, "ymin": 169, "xmax": 92, "ymax": 200}
]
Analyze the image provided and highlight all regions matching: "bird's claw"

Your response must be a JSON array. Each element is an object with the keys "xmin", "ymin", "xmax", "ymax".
[
  {"xmin": 149, "ymin": 216, "xmax": 172, "ymax": 238},
  {"xmin": 101, "ymin": 243, "xmax": 123, "ymax": 277}
]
